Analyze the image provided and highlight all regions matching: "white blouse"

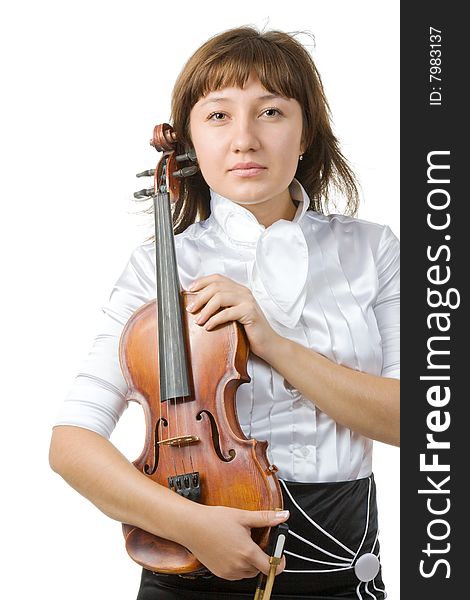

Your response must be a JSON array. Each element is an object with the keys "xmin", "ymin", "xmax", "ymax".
[{"xmin": 55, "ymin": 179, "xmax": 400, "ymax": 483}]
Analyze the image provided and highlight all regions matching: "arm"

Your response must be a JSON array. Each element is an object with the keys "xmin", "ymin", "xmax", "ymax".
[
  {"xmin": 49, "ymin": 425, "xmax": 197, "ymax": 542},
  {"xmin": 189, "ymin": 288, "xmax": 399, "ymax": 447},
  {"xmin": 188, "ymin": 226, "xmax": 400, "ymax": 448},
  {"xmin": 259, "ymin": 337, "xmax": 399, "ymax": 446},
  {"xmin": 51, "ymin": 245, "xmax": 287, "ymax": 580},
  {"xmin": 49, "ymin": 425, "xmax": 288, "ymax": 579}
]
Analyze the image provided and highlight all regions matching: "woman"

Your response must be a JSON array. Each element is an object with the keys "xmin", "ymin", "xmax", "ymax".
[{"xmin": 49, "ymin": 26, "xmax": 399, "ymax": 599}]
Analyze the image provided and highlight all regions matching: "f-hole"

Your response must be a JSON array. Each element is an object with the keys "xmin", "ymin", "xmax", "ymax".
[
  {"xmin": 197, "ymin": 410, "xmax": 236, "ymax": 462},
  {"xmin": 144, "ymin": 417, "xmax": 168, "ymax": 475}
]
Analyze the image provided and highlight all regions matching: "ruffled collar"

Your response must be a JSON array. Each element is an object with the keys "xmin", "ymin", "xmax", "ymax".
[
  {"xmin": 209, "ymin": 178, "xmax": 310, "ymax": 245},
  {"xmin": 208, "ymin": 179, "xmax": 311, "ymax": 329}
]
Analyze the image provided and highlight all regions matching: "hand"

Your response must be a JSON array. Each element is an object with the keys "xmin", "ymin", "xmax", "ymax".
[
  {"xmin": 186, "ymin": 274, "xmax": 279, "ymax": 360},
  {"xmin": 180, "ymin": 504, "xmax": 289, "ymax": 580}
]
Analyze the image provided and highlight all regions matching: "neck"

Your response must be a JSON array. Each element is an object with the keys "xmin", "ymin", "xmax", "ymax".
[{"xmin": 241, "ymin": 189, "xmax": 298, "ymax": 228}]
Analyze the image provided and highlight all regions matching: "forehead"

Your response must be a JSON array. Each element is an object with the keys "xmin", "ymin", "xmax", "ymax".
[{"xmin": 194, "ymin": 75, "xmax": 290, "ymax": 108}]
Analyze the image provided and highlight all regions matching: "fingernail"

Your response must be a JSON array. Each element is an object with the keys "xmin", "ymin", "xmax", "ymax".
[
  {"xmin": 275, "ymin": 510, "xmax": 289, "ymax": 519},
  {"xmin": 186, "ymin": 303, "xmax": 194, "ymax": 311}
]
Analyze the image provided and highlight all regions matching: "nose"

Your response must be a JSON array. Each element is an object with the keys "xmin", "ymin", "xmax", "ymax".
[{"xmin": 230, "ymin": 115, "xmax": 261, "ymax": 154}]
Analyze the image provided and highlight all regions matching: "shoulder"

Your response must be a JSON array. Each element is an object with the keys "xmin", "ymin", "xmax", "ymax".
[
  {"xmin": 174, "ymin": 217, "xmax": 216, "ymax": 248},
  {"xmin": 117, "ymin": 242, "xmax": 156, "ymax": 290},
  {"xmin": 126, "ymin": 220, "xmax": 216, "ymax": 271},
  {"xmin": 304, "ymin": 210, "xmax": 399, "ymax": 256},
  {"xmin": 128, "ymin": 241, "xmax": 154, "ymax": 265},
  {"xmin": 129, "ymin": 218, "xmax": 211, "ymax": 256}
]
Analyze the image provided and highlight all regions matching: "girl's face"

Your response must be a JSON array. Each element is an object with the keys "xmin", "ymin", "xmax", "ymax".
[{"xmin": 189, "ymin": 73, "xmax": 305, "ymax": 212}]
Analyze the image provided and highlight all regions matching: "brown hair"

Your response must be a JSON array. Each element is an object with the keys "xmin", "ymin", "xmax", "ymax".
[{"xmin": 146, "ymin": 26, "xmax": 360, "ymax": 234}]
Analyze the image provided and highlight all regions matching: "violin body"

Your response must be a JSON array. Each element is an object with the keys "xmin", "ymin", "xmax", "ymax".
[{"xmin": 119, "ymin": 291, "xmax": 282, "ymax": 574}]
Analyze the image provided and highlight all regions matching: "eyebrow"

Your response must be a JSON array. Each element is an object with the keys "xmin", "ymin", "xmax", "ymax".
[{"xmin": 199, "ymin": 93, "xmax": 287, "ymax": 107}]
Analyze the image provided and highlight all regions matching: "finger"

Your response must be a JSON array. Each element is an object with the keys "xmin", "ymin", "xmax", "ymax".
[
  {"xmin": 239, "ymin": 509, "xmax": 290, "ymax": 528},
  {"xmin": 276, "ymin": 555, "xmax": 286, "ymax": 576},
  {"xmin": 189, "ymin": 274, "xmax": 228, "ymax": 291},
  {"xmin": 237, "ymin": 567, "xmax": 262, "ymax": 579},
  {"xmin": 192, "ymin": 292, "xmax": 240, "ymax": 324},
  {"xmin": 250, "ymin": 545, "xmax": 274, "ymax": 577},
  {"xmin": 186, "ymin": 287, "xmax": 220, "ymax": 316},
  {"xmin": 203, "ymin": 307, "xmax": 241, "ymax": 330},
  {"xmin": 223, "ymin": 568, "xmax": 260, "ymax": 581},
  {"xmin": 187, "ymin": 291, "xmax": 222, "ymax": 319},
  {"xmin": 253, "ymin": 550, "xmax": 286, "ymax": 579},
  {"xmin": 186, "ymin": 284, "xmax": 230, "ymax": 312}
]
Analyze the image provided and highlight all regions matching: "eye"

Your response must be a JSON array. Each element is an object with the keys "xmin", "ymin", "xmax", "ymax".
[
  {"xmin": 262, "ymin": 108, "xmax": 282, "ymax": 118},
  {"xmin": 207, "ymin": 112, "xmax": 227, "ymax": 121}
]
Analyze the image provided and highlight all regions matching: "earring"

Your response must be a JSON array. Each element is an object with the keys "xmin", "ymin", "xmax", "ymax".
[{"xmin": 299, "ymin": 154, "xmax": 304, "ymax": 161}]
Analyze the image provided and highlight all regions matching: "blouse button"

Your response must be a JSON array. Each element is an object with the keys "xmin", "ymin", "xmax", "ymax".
[
  {"xmin": 283, "ymin": 378, "xmax": 301, "ymax": 398},
  {"xmin": 301, "ymin": 446, "xmax": 310, "ymax": 457},
  {"xmin": 283, "ymin": 378, "xmax": 295, "ymax": 392}
]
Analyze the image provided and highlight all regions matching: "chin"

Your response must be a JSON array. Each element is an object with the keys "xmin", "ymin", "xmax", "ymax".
[{"xmin": 222, "ymin": 183, "xmax": 274, "ymax": 205}]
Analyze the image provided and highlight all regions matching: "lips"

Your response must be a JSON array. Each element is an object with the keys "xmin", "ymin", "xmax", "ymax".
[
  {"xmin": 229, "ymin": 162, "xmax": 267, "ymax": 178},
  {"xmin": 230, "ymin": 162, "xmax": 266, "ymax": 170}
]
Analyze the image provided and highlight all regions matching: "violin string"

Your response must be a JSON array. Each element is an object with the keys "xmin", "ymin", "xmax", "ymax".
[
  {"xmin": 172, "ymin": 158, "xmax": 195, "ymax": 478},
  {"xmin": 154, "ymin": 190, "xmax": 166, "ymax": 456},
  {"xmin": 171, "ymin": 269, "xmax": 186, "ymax": 476},
  {"xmin": 186, "ymin": 294, "xmax": 199, "ymax": 480},
  {"xmin": 160, "ymin": 164, "xmax": 173, "ymax": 453},
  {"xmin": 154, "ymin": 237, "xmax": 165, "ymax": 476},
  {"xmin": 181, "ymin": 298, "xmax": 192, "ymax": 475},
  {"xmin": 190, "ymin": 453, "xmax": 195, "ymax": 477},
  {"xmin": 176, "ymin": 394, "xmax": 187, "ymax": 476},
  {"xmin": 170, "ymin": 155, "xmax": 193, "ymax": 481},
  {"xmin": 178, "ymin": 300, "xmax": 190, "ymax": 478}
]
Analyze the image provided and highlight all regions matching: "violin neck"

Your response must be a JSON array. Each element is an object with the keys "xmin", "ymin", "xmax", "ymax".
[{"xmin": 154, "ymin": 191, "xmax": 190, "ymax": 401}]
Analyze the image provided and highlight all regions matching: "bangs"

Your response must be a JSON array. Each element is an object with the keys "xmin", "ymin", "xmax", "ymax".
[
  {"xmin": 169, "ymin": 26, "xmax": 359, "ymax": 229},
  {"xmin": 190, "ymin": 37, "xmax": 304, "ymax": 105},
  {"xmin": 171, "ymin": 28, "xmax": 320, "ymax": 145}
]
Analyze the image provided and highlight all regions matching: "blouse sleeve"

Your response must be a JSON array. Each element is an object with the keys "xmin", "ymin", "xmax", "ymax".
[
  {"xmin": 54, "ymin": 245, "xmax": 155, "ymax": 438},
  {"xmin": 374, "ymin": 226, "xmax": 400, "ymax": 379}
]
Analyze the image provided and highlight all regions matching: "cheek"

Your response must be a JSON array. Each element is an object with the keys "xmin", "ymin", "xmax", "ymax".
[
  {"xmin": 190, "ymin": 133, "xmax": 208, "ymax": 167},
  {"xmin": 270, "ymin": 133, "xmax": 300, "ymax": 166},
  {"xmin": 279, "ymin": 123, "xmax": 303, "ymax": 147},
  {"xmin": 192, "ymin": 135, "xmax": 224, "ymax": 174},
  {"xmin": 192, "ymin": 140, "xmax": 222, "ymax": 185},
  {"xmin": 188, "ymin": 118, "xmax": 206, "ymax": 159},
  {"xmin": 195, "ymin": 142, "xmax": 216, "ymax": 173},
  {"xmin": 266, "ymin": 124, "xmax": 301, "ymax": 155}
]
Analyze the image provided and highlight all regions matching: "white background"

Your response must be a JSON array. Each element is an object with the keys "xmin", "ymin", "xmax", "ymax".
[{"xmin": 0, "ymin": 1, "xmax": 400, "ymax": 598}]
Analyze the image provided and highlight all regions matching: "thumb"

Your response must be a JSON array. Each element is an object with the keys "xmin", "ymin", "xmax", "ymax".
[{"xmin": 240, "ymin": 509, "xmax": 290, "ymax": 528}]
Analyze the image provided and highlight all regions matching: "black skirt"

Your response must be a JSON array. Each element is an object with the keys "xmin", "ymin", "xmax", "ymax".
[{"xmin": 136, "ymin": 474, "xmax": 386, "ymax": 599}]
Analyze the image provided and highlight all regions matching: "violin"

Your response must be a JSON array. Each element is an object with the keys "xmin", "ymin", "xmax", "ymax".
[{"xmin": 119, "ymin": 123, "xmax": 283, "ymax": 576}]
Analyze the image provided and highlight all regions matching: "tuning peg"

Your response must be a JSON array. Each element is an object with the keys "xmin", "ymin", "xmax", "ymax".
[
  {"xmin": 134, "ymin": 188, "xmax": 154, "ymax": 199},
  {"xmin": 136, "ymin": 169, "xmax": 156, "ymax": 178},
  {"xmin": 175, "ymin": 148, "xmax": 197, "ymax": 163},
  {"xmin": 172, "ymin": 165, "xmax": 200, "ymax": 178}
]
